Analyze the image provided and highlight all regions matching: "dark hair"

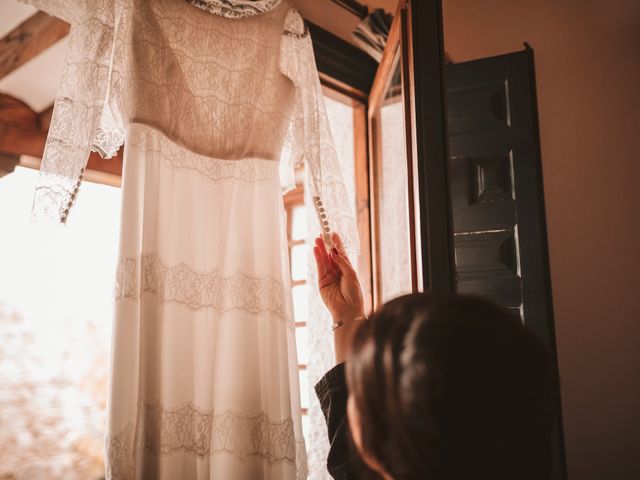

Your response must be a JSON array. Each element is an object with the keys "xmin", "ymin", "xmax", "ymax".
[{"xmin": 346, "ymin": 293, "xmax": 554, "ymax": 480}]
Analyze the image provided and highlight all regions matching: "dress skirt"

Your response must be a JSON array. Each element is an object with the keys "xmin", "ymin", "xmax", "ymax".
[{"xmin": 105, "ymin": 123, "xmax": 306, "ymax": 480}]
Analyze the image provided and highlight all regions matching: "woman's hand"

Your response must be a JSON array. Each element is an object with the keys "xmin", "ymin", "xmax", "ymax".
[{"xmin": 313, "ymin": 232, "xmax": 366, "ymax": 363}]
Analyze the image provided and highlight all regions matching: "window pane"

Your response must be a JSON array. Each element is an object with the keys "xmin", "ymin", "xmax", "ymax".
[
  {"xmin": 291, "ymin": 206, "xmax": 307, "ymax": 241},
  {"xmin": 301, "ymin": 411, "xmax": 311, "ymax": 443},
  {"xmin": 0, "ymin": 167, "xmax": 120, "ymax": 478},
  {"xmin": 295, "ymin": 326, "xmax": 308, "ymax": 365},
  {"xmin": 299, "ymin": 369, "xmax": 309, "ymax": 410},
  {"xmin": 290, "ymin": 244, "xmax": 308, "ymax": 281},
  {"xmin": 374, "ymin": 54, "xmax": 413, "ymax": 302},
  {"xmin": 292, "ymin": 285, "xmax": 309, "ymax": 322}
]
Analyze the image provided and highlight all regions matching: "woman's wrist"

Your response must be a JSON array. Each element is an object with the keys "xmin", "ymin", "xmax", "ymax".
[
  {"xmin": 332, "ymin": 310, "xmax": 366, "ymax": 327},
  {"xmin": 332, "ymin": 311, "xmax": 366, "ymax": 364},
  {"xmin": 332, "ymin": 313, "xmax": 366, "ymax": 331}
]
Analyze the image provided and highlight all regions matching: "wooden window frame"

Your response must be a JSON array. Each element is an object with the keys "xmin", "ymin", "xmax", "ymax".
[
  {"xmin": 312, "ymin": 0, "xmax": 456, "ymax": 308},
  {"xmin": 367, "ymin": 3, "xmax": 419, "ymax": 308},
  {"xmin": 283, "ymin": 186, "xmax": 309, "ymax": 415}
]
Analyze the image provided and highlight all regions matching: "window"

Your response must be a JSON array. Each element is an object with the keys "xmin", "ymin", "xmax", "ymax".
[
  {"xmin": 0, "ymin": 167, "xmax": 120, "ymax": 479},
  {"xmin": 283, "ymin": 188, "xmax": 311, "ymax": 438},
  {"xmin": 283, "ymin": 88, "xmax": 367, "ymax": 446}
]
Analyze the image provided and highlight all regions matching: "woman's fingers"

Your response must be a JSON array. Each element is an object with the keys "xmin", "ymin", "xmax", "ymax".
[
  {"xmin": 315, "ymin": 235, "xmax": 338, "ymax": 277},
  {"xmin": 330, "ymin": 232, "xmax": 358, "ymax": 279},
  {"xmin": 313, "ymin": 245, "xmax": 328, "ymax": 278},
  {"xmin": 331, "ymin": 231, "xmax": 348, "ymax": 257},
  {"xmin": 315, "ymin": 236, "xmax": 331, "ymax": 267},
  {"xmin": 330, "ymin": 246, "xmax": 357, "ymax": 279}
]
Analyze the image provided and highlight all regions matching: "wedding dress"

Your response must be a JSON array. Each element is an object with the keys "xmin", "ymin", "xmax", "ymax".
[{"xmin": 20, "ymin": 0, "xmax": 358, "ymax": 478}]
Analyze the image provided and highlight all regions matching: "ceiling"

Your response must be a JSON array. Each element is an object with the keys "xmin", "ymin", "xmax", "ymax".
[
  {"xmin": 0, "ymin": 0, "xmax": 397, "ymax": 112},
  {"xmin": 0, "ymin": 1, "xmax": 68, "ymax": 111}
]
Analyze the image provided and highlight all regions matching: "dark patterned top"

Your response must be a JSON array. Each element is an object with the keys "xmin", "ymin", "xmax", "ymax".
[{"xmin": 315, "ymin": 363, "xmax": 373, "ymax": 480}]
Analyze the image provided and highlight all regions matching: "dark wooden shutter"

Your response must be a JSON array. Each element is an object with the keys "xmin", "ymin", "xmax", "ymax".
[{"xmin": 446, "ymin": 48, "xmax": 566, "ymax": 479}]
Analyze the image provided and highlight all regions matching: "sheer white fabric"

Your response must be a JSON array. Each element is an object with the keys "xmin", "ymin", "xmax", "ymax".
[
  {"xmin": 22, "ymin": 0, "xmax": 359, "ymax": 256},
  {"xmin": 279, "ymin": 10, "xmax": 359, "ymax": 255},
  {"xmin": 21, "ymin": 0, "xmax": 360, "ymax": 478},
  {"xmin": 20, "ymin": 0, "xmax": 120, "ymax": 222}
]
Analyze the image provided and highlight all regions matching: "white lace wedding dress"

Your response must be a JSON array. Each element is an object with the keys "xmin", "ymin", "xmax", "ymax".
[{"xmin": 20, "ymin": 0, "xmax": 358, "ymax": 478}]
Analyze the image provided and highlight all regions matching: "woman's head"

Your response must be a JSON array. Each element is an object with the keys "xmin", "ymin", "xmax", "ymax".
[{"xmin": 346, "ymin": 293, "xmax": 555, "ymax": 480}]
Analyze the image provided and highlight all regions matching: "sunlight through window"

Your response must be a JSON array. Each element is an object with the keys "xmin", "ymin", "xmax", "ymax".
[{"xmin": 0, "ymin": 167, "xmax": 120, "ymax": 480}]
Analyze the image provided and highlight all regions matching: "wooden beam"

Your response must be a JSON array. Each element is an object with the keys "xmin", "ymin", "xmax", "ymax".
[
  {"xmin": 37, "ymin": 103, "xmax": 54, "ymax": 131},
  {"xmin": 0, "ymin": 11, "xmax": 70, "ymax": 80},
  {"xmin": 0, "ymin": 93, "xmax": 37, "ymax": 128},
  {"xmin": 86, "ymin": 149, "xmax": 122, "ymax": 176},
  {"xmin": 0, "ymin": 93, "xmax": 122, "ymax": 177},
  {"xmin": 0, "ymin": 153, "xmax": 19, "ymax": 177},
  {"xmin": 0, "ymin": 122, "xmax": 45, "ymax": 157},
  {"xmin": 0, "ymin": 93, "xmax": 44, "ymax": 157}
]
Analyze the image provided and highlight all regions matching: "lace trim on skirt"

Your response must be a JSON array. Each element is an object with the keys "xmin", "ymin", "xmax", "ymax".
[
  {"xmin": 115, "ymin": 255, "xmax": 287, "ymax": 319},
  {"xmin": 105, "ymin": 403, "xmax": 307, "ymax": 479}
]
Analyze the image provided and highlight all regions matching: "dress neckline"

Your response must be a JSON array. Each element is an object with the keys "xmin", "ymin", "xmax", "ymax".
[{"xmin": 185, "ymin": 0, "xmax": 283, "ymax": 18}]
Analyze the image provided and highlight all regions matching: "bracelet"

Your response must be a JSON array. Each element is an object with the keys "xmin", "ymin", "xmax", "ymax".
[
  {"xmin": 332, "ymin": 315, "xmax": 367, "ymax": 331},
  {"xmin": 331, "ymin": 320, "xmax": 344, "ymax": 331}
]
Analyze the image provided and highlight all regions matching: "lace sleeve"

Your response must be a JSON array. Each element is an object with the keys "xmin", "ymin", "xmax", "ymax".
[
  {"xmin": 18, "ymin": 0, "xmax": 113, "ymax": 24},
  {"xmin": 22, "ymin": 0, "xmax": 121, "ymax": 223},
  {"xmin": 18, "ymin": 0, "xmax": 77, "ymax": 23},
  {"xmin": 93, "ymin": 99, "xmax": 125, "ymax": 159},
  {"xmin": 279, "ymin": 8, "xmax": 360, "ymax": 256}
]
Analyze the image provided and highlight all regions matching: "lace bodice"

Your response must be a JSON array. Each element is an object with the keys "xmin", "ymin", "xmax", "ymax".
[
  {"xmin": 124, "ymin": 0, "xmax": 294, "ymax": 161},
  {"xmin": 21, "ymin": 0, "xmax": 359, "ymax": 255}
]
